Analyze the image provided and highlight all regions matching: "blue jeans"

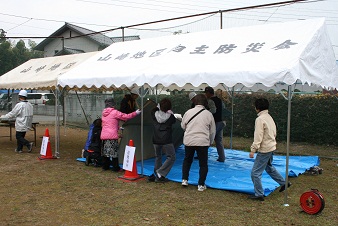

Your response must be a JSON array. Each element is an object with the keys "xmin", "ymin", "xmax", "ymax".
[
  {"xmin": 251, "ymin": 151, "xmax": 285, "ymax": 196},
  {"xmin": 182, "ymin": 146, "xmax": 209, "ymax": 186},
  {"xmin": 154, "ymin": 143, "xmax": 176, "ymax": 177},
  {"xmin": 215, "ymin": 121, "xmax": 225, "ymax": 161}
]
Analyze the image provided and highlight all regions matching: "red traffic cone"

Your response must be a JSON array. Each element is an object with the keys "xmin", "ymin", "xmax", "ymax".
[
  {"xmin": 118, "ymin": 139, "xmax": 143, "ymax": 182},
  {"xmin": 38, "ymin": 128, "xmax": 57, "ymax": 160}
]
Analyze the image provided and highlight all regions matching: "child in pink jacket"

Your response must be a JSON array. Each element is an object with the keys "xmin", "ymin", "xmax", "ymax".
[{"xmin": 101, "ymin": 98, "xmax": 141, "ymax": 171}]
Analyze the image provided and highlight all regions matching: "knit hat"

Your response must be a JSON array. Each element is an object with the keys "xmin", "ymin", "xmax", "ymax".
[
  {"xmin": 204, "ymin": 86, "xmax": 214, "ymax": 94},
  {"xmin": 104, "ymin": 98, "xmax": 115, "ymax": 108}
]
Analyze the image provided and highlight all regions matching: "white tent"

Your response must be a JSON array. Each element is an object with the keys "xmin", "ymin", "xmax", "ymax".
[
  {"xmin": 0, "ymin": 52, "xmax": 97, "ymax": 90},
  {"xmin": 58, "ymin": 18, "xmax": 337, "ymax": 90},
  {"xmin": 58, "ymin": 18, "xmax": 337, "ymax": 205},
  {"xmin": 0, "ymin": 52, "xmax": 97, "ymax": 157}
]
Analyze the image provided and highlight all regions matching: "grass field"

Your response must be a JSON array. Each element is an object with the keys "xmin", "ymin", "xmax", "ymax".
[{"xmin": 0, "ymin": 124, "xmax": 337, "ymax": 226}]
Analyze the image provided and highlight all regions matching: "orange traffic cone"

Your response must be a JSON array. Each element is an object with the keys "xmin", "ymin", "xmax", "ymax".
[
  {"xmin": 118, "ymin": 139, "xmax": 144, "ymax": 182},
  {"xmin": 38, "ymin": 128, "xmax": 57, "ymax": 160}
]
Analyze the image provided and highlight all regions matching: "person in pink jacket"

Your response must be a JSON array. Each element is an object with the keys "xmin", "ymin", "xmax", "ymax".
[{"xmin": 101, "ymin": 98, "xmax": 141, "ymax": 171}]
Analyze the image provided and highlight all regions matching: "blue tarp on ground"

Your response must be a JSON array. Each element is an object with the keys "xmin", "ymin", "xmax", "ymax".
[{"xmin": 77, "ymin": 145, "xmax": 319, "ymax": 196}]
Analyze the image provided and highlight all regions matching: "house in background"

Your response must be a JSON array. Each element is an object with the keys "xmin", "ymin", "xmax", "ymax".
[{"xmin": 34, "ymin": 23, "xmax": 140, "ymax": 57}]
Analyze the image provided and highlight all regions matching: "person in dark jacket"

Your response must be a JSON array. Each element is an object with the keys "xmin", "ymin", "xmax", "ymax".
[
  {"xmin": 120, "ymin": 88, "xmax": 139, "ymax": 114},
  {"xmin": 204, "ymin": 86, "xmax": 226, "ymax": 162},
  {"xmin": 148, "ymin": 98, "xmax": 177, "ymax": 182},
  {"xmin": 85, "ymin": 118, "xmax": 103, "ymax": 167}
]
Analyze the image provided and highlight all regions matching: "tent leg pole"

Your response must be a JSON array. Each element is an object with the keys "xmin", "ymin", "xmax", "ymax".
[
  {"xmin": 283, "ymin": 85, "xmax": 292, "ymax": 206},
  {"xmin": 140, "ymin": 86, "xmax": 144, "ymax": 176},
  {"xmin": 230, "ymin": 87, "xmax": 234, "ymax": 149},
  {"xmin": 55, "ymin": 88, "xmax": 60, "ymax": 158},
  {"xmin": 63, "ymin": 90, "xmax": 67, "ymax": 136}
]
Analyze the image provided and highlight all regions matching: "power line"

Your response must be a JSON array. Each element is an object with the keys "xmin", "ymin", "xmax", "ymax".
[
  {"xmin": 6, "ymin": 18, "xmax": 32, "ymax": 31},
  {"xmin": 3, "ymin": 0, "xmax": 336, "ymax": 40},
  {"xmin": 129, "ymin": 13, "xmax": 217, "ymax": 31},
  {"xmin": 76, "ymin": 0, "xmax": 204, "ymax": 14},
  {"xmin": 65, "ymin": 0, "xmax": 314, "ymax": 39},
  {"xmin": 0, "ymin": 12, "xmax": 120, "ymax": 28},
  {"xmin": 1, "ymin": 0, "xmax": 337, "ymax": 35}
]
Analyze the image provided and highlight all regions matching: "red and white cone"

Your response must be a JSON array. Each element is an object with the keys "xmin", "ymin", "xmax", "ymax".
[
  {"xmin": 118, "ymin": 140, "xmax": 143, "ymax": 182},
  {"xmin": 38, "ymin": 128, "xmax": 57, "ymax": 160}
]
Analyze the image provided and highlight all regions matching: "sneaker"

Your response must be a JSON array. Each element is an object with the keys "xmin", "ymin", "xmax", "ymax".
[
  {"xmin": 198, "ymin": 185, "xmax": 207, "ymax": 192},
  {"xmin": 15, "ymin": 149, "xmax": 23, "ymax": 153},
  {"xmin": 279, "ymin": 182, "xmax": 292, "ymax": 192},
  {"xmin": 147, "ymin": 174, "xmax": 156, "ymax": 182},
  {"xmin": 27, "ymin": 142, "xmax": 33, "ymax": 153},
  {"xmin": 248, "ymin": 195, "xmax": 264, "ymax": 201},
  {"xmin": 154, "ymin": 171, "xmax": 168, "ymax": 183},
  {"xmin": 155, "ymin": 176, "xmax": 169, "ymax": 183},
  {"xmin": 181, "ymin": 179, "xmax": 188, "ymax": 187},
  {"xmin": 111, "ymin": 166, "xmax": 122, "ymax": 172}
]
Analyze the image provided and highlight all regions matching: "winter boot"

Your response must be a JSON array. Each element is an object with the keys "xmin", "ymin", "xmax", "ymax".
[{"xmin": 111, "ymin": 157, "xmax": 121, "ymax": 172}]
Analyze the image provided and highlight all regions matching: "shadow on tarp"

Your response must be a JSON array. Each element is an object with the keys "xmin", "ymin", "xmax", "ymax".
[{"xmin": 77, "ymin": 145, "xmax": 319, "ymax": 196}]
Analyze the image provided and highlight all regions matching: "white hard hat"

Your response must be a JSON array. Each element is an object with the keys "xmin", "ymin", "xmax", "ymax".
[
  {"xmin": 18, "ymin": 90, "xmax": 28, "ymax": 97},
  {"xmin": 189, "ymin": 92, "xmax": 197, "ymax": 100}
]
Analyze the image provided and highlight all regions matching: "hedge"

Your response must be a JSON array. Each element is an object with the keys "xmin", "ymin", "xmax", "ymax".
[{"xmin": 144, "ymin": 93, "xmax": 337, "ymax": 145}]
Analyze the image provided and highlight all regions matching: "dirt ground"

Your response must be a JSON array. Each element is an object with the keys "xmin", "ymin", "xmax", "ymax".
[{"xmin": 0, "ymin": 123, "xmax": 337, "ymax": 226}]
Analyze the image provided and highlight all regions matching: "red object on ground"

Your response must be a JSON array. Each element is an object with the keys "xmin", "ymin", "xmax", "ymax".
[
  {"xmin": 118, "ymin": 139, "xmax": 144, "ymax": 182},
  {"xmin": 300, "ymin": 189, "xmax": 325, "ymax": 215},
  {"xmin": 38, "ymin": 128, "xmax": 57, "ymax": 160}
]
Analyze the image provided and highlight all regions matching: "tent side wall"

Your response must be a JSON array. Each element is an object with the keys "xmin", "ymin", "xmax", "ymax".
[{"xmin": 118, "ymin": 100, "xmax": 183, "ymax": 163}]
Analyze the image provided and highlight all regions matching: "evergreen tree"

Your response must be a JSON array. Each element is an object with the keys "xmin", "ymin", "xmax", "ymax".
[
  {"xmin": 0, "ymin": 31, "xmax": 43, "ymax": 76},
  {"xmin": 0, "ymin": 29, "xmax": 6, "ymax": 43}
]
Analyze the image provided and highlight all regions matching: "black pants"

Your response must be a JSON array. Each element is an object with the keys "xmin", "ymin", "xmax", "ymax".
[
  {"xmin": 182, "ymin": 146, "xmax": 209, "ymax": 186},
  {"xmin": 16, "ymin": 131, "xmax": 30, "ymax": 151},
  {"xmin": 87, "ymin": 152, "xmax": 103, "ymax": 166}
]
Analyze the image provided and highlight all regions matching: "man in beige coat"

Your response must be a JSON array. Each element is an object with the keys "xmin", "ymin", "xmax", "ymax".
[{"xmin": 249, "ymin": 98, "xmax": 290, "ymax": 201}]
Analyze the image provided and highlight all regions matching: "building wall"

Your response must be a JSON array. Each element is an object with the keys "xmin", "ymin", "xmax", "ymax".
[
  {"xmin": 63, "ymin": 93, "xmax": 110, "ymax": 125},
  {"xmin": 43, "ymin": 30, "xmax": 101, "ymax": 57}
]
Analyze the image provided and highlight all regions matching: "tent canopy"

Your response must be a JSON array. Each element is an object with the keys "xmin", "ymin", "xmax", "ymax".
[
  {"xmin": 0, "ymin": 52, "xmax": 96, "ymax": 90},
  {"xmin": 58, "ymin": 18, "xmax": 338, "ymax": 91}
]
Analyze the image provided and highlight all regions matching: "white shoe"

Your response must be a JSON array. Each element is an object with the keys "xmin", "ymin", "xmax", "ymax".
[
  {"xmin": 15, "ymin": 149, "xmax": 23, "ymax": 153},
  {"xmin": 182, "ymin": 179, "xmax": 188, "ymax": 187},
  {"xmin": 198, "ymin": 185, "xmax": 207, "ymax": 192},
  {"xmin": 27, "ymin": 142, "xmax": 33, "ymax": 153}
]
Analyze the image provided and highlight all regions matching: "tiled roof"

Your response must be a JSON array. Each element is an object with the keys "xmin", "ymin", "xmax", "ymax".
[
  {"xmin": 67, "ymin": 23, "xmax": 113, "ymax": 46},
  {"xmin": 111, "ymin": 35, "xmax": 140, "ymax": 43},
  {"xmin": 54, "ymin": 47, "xmax": 85, "ymax": 56},
  {"xmin": 34, "ymin": 23, "xmax": 113, "ymax": 51}
]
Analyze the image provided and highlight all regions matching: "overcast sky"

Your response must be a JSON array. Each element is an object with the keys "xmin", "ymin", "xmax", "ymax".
[{"xmin": 1, "ymin": 0, "xmax": 338, "ymax": 58}]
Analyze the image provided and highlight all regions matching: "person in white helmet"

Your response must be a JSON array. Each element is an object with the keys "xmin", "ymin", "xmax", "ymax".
[{"xmin": 0, "ymin": 90, "xmax": 34, "ymax": 153}]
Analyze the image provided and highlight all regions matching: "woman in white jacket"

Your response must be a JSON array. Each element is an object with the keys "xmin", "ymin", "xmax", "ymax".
[{"xmin": 181, "ymin": 94, "xmax": 216, "ymax": 192}]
